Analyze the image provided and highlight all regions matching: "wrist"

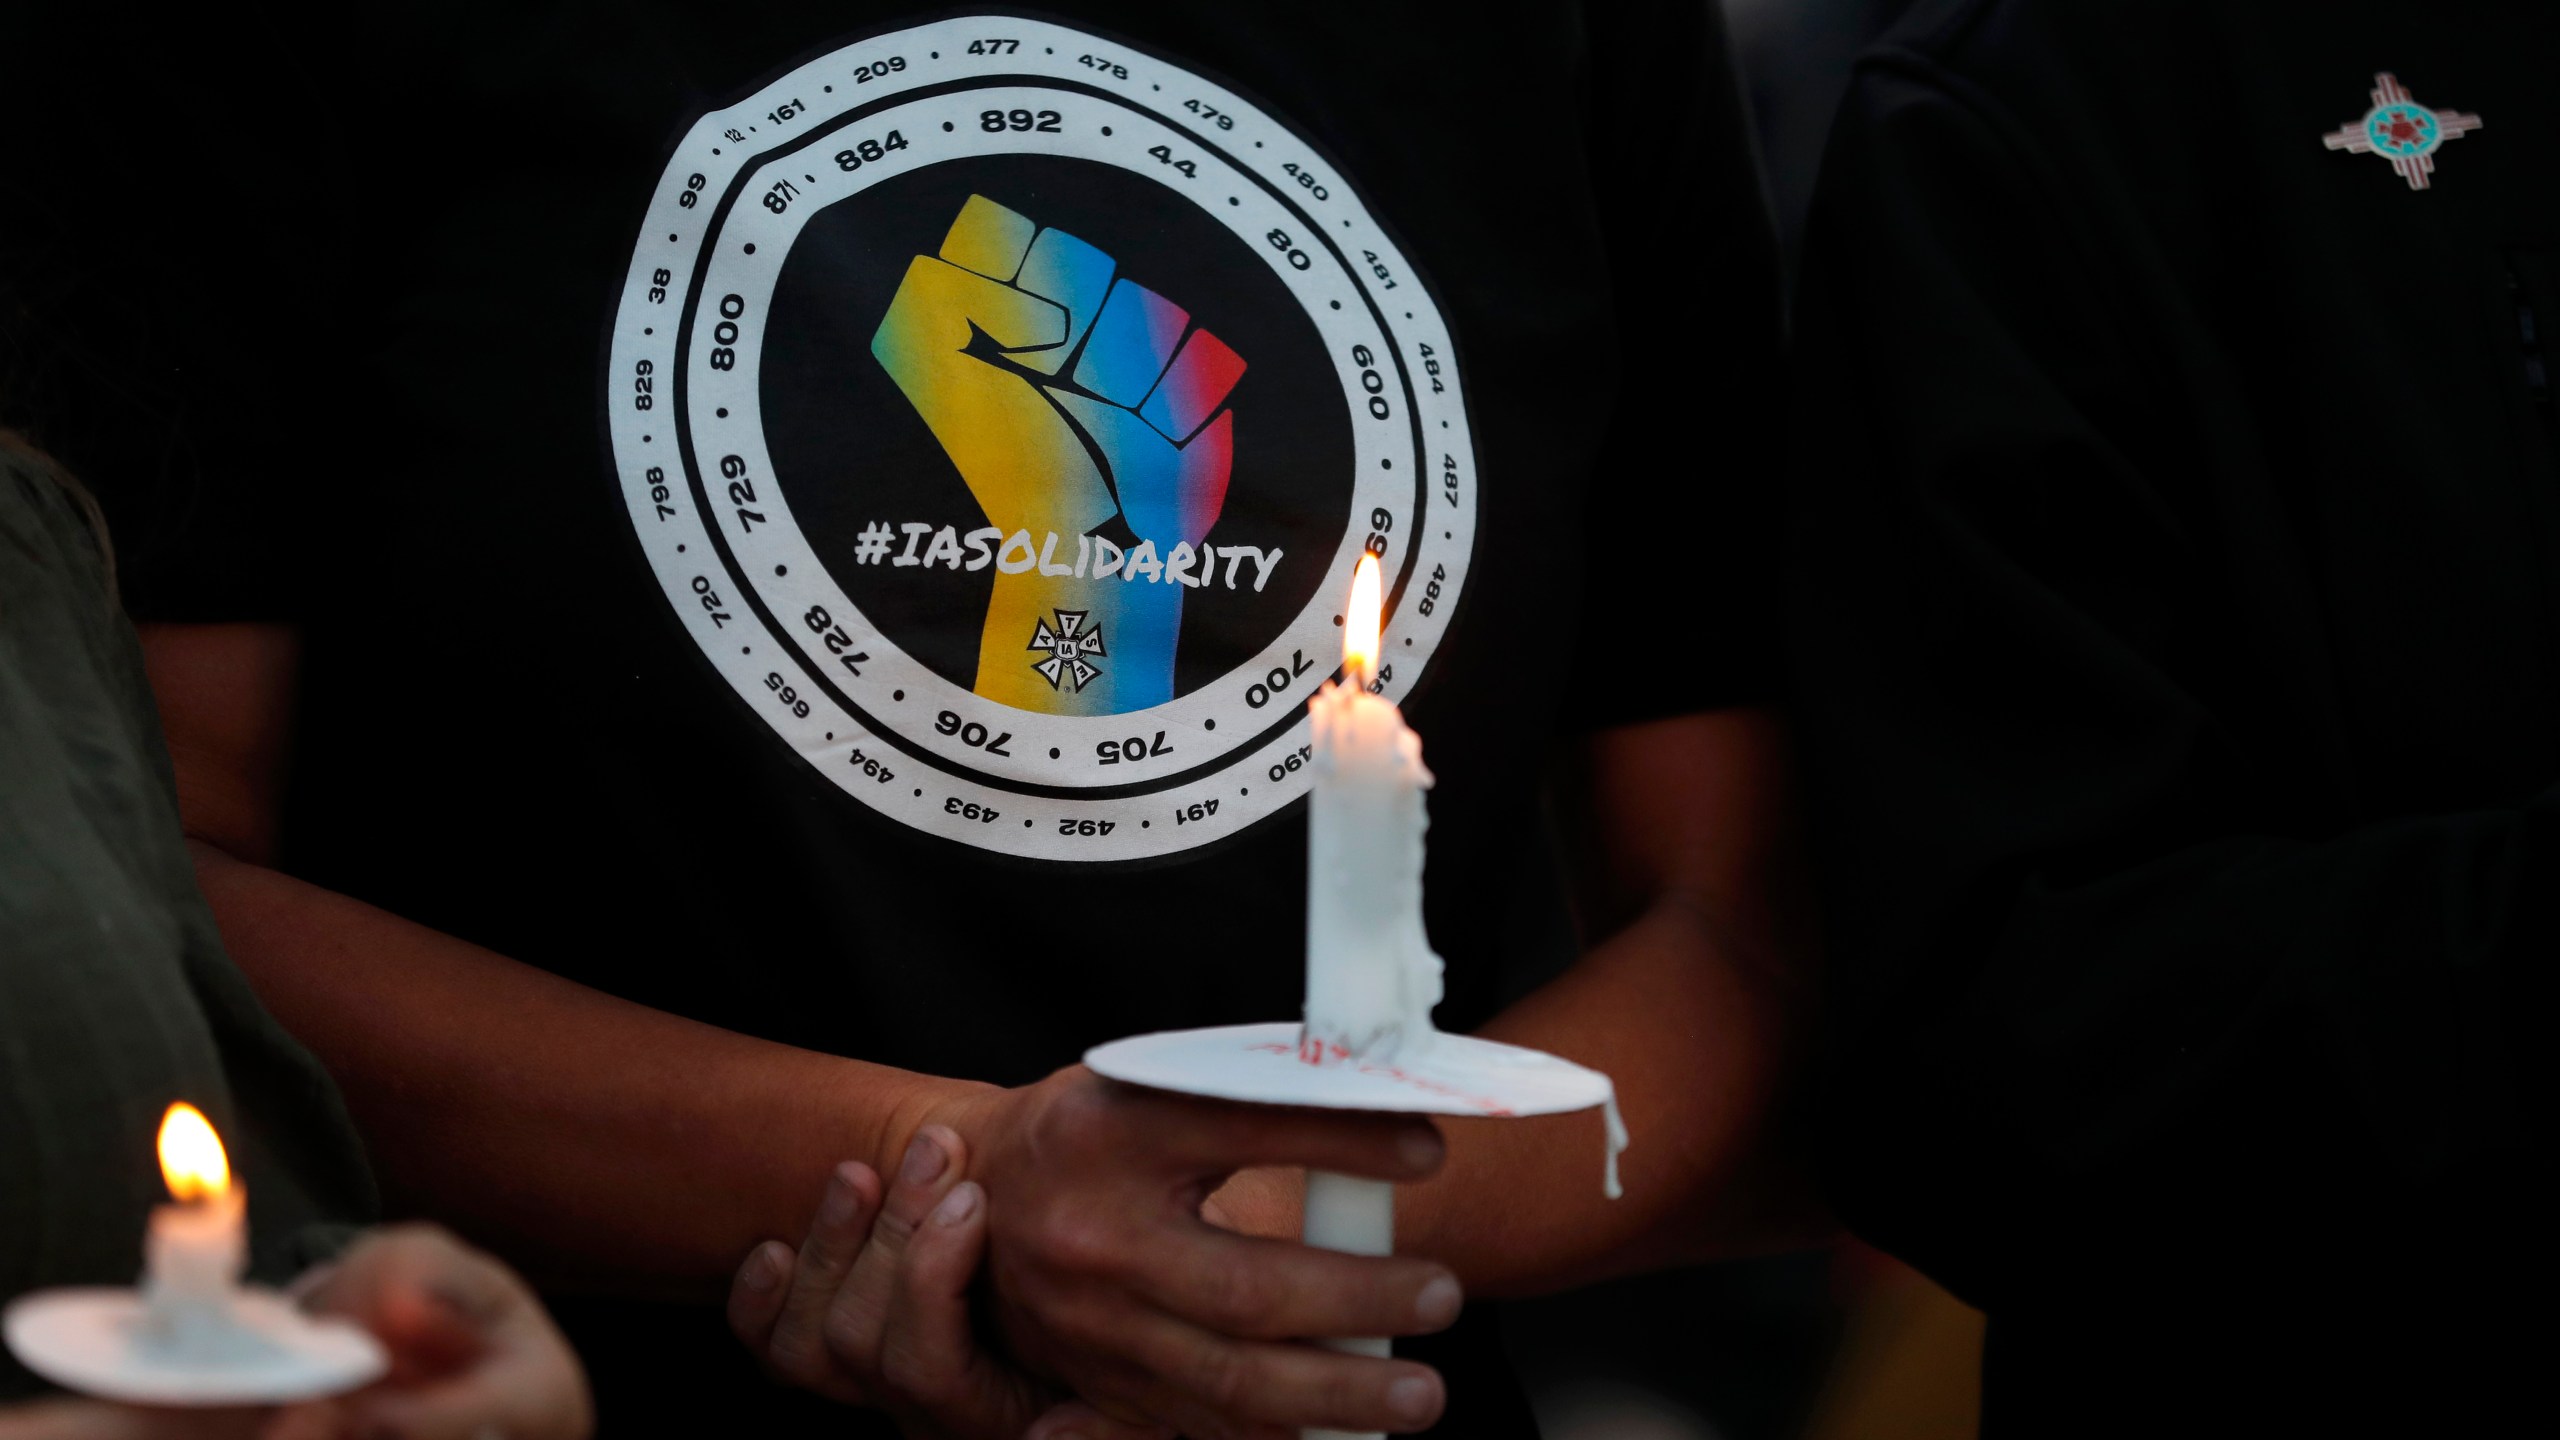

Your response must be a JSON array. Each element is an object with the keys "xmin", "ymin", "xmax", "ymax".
[{"xmin": 881, "ymin": 1076, "xmax": 1006, "ymax": 1181}]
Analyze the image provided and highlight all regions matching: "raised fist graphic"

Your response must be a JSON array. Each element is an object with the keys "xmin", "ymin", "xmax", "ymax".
[{"xmin": 873, "ymin": 195, "xmax": 1246, "ymax": 715}]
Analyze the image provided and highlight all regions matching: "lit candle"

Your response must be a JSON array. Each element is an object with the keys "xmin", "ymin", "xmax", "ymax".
[
  {"xmin": 1079, "ymin": 550, "xmax": 1622, "ymax": 1438},
  {"xmin": 1300, "ymin": 554, "xmax": 1442, "ymax": 1439},
  {"xmin": 1302, "ymin": 552, "xmax": 1444, "ymax": 1065},
  {"xmin": 4, "ymin": 1100, "xmax": 386, "ymax": 1402},
  {"xmin": 142, "ymin": 1102, "xmax": 249, "ymax": 1355}
]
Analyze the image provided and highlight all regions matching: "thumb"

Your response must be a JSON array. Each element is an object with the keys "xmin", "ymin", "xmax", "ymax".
[{"xmin": 298, "ymin": 1228, "xmax": 493, "ymax": 1384}]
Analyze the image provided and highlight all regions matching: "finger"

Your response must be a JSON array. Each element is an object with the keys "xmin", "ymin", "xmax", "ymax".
[
  {"xmin": 1200, "ymin": 1167, "xmax": 1303, "ymax": 1239},
  {"xmin": 822, "ymin": 1126, "xmax": 966, "ymax": 1366},
  {"xmin": 1023, "ymin": 1399, "xmax": 1176, "ymax": 1440},
  {"xmin": 1071, "ymin": 280, "xmax": 1190, "ymax": 406},
  {"xmin": 256, "ymin": 1400, "xmax": 346, "ymax": 1440},
  {"xmin": 1101, "ymin": 1082, "xmax": 1446, "ymax": 1183},
  {"xmin": 766, "ymin": 1161, "xmax": 881, "ymax": 1378},
  {"xmin": 723, "ymin": 1239, "xmax": 796, "ymax": 1355},
  {"xmin": 733, "ymin": 1239, "xmax": 869, "ymax": 1407},
  {"xmin": 1108, "ymin": 1307, "xmax": 1446, "ymax": 1437},
  {"xmin": 294, "ymin": 1226, "xmax": 591, "ymax": 1440},
  {"xmin": 283, "ymin": 1262, "xmax": 339, "ymax": 1304},
  {"xmin": 1129, "ymin": 1231, "xmax": 1463, "ymax": 1343},
  {"xmin": 1137, "ymin": 327, "xmax": 1247, "ymax": 442},
  {"xmin": 938, "ymin": 195, "xmax": 1038, "ymax": 282},
  {"xmin": 1009, "ymin": 225, "xmax": 1116, "ymax": 376},
  {"xmin": 0, "ymin": 1399, "xmax": 270, "ymax": 1440},
  {"xmin": 302, "ymin": 1226, "xmax": 515, "ymax": 1383},
  {"xmin": 877, "ymin": 1181, "xmax": 1047, "ymax": 1437},
  {"xmin": 341, "ymin": 1300, "xmax": 591, "ymax": 1440}
]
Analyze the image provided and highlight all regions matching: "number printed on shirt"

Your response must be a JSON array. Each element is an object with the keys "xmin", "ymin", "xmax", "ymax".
[
  {"xmin": 935, "ymin": 708, "xmax": 1015, "ymax": 757},
  {"xmin": 980, "ymin": 108, "xmax": 1063, "ymax": 133},
  {"xmin": 834, "ymin": 130, "xmax": 911, "ymax": 171}
]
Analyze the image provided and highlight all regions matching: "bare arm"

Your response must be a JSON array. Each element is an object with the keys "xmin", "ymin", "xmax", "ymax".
[
  {"xmin": 139, "ymin": 623, "xmax": 977, "ymax": 1298},
  {"xmin": 1395, "ymin": 707, "xmax": 1829, "ymax": 1295}
]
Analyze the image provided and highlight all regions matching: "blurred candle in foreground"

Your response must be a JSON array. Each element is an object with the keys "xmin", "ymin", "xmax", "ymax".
[
  {"xmin": 1301, "ymin": 554, "xmax": 1444, "ymax": 1439},
  {"xmin": 144, "ymin": 1103, "xmax": 247, "ymax": 1350},
  {"xmin": 4, "ymin": 1101, "xmax": 385, "ymax": 1403}
]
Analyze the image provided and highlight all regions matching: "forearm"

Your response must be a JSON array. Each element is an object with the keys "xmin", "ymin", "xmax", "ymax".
[
  {"xmin": 1399, "ymin": 892, "xmax": 1828, "ymax": 1297},
  {"xmin": 188, "ymin": 841, "xmax": 985, "ymax": 1299}
]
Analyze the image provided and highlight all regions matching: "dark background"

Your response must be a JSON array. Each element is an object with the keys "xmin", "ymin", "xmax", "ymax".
[{"xmin": 1498, "ymin": 6, "xmax": 1956, "ymax": 1440}]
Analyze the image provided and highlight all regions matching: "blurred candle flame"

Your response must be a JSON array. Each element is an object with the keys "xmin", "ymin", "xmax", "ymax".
[
  {"xmin": 157, "ymin": 1102, "xmax": 230, "ymax": 1204},
  {"xmin": 1343, "ymin": 553, "xmax": 1382, "ymax": 688}
]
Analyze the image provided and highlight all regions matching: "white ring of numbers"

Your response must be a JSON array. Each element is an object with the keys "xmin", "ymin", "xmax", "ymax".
[{"xmin": 605, "ymin": 14, "xmax": 1479, "ymax": 863}]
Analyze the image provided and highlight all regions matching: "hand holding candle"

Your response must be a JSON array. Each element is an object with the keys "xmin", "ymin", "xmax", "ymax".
[
  {"xmin": 4, "ymin": 1104, "xmax": 386, "ymax": 1406},
  {"xmin": 1082, "ymin": 554, "xmax": 1625, "ymax": 1440},
  {"xmin": 908, "ymin": 1070, "xmax": 1459, "ymax": 1436}
]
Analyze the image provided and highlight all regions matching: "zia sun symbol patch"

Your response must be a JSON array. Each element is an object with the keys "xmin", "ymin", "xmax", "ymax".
[{"xmin": 2322, "ymin": 72, "xmax": 2483, "ymax": 191}]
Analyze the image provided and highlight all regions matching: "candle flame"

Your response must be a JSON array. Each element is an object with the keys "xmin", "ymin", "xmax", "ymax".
[
  {"xmin": 157, "ymin": 1102, "xmax": 230, "ymax": 1204},
  {"xmin": 1343, "ymin": 553, "xmax": 1382, "ymax": 687}
]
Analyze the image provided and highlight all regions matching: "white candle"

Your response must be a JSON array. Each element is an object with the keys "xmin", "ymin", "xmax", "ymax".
[
  {"xmin": 1300, "ymin": 554, "xmax": 1441, "ymax": 1440},
  {"xmin": 1302, "ymin": 553, "xmax": 1443, "ymax": 1064},
  {"xmin": 142, "ymin": 1103, "xmax": 250, "ymax": 1356},
  {"xmin": 3, "ymin": 1100, "xmax": 388, "ymax": 1403}
]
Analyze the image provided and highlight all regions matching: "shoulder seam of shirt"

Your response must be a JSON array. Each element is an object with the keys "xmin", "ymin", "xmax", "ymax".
[
  {"xmin": 1834, "ymin": 39, "xmax": 2179, "ymax": 439},
  {"xmin": 1863, "ymin": 46, "xmax": 2119, "ymax": 278},
  {"xmin": 1840, "ymin": 42, "xmax": 2062, "ymax": 231}
]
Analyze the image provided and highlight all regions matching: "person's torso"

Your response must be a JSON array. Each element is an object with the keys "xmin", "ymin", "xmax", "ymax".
[
  {"xmin": 6, "ymin": 5, "xmax": 1758, "ymax": 1433},
  {"xmin": 1900, "ymin": 0, "xmax": 2560, "ymax": 827},
  {"xmin": 150, "ymin": 0, "xmax": 1663, "ymax": 1083},
  {"xmin": 1856, "ymin": 1, "xmax": 2559, "ymax": 1426}
]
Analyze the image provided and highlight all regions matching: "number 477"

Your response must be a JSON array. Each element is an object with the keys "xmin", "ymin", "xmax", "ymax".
[{"xmin": 968, "ymin": 38, "xmax": 1018, "ymax": 54}]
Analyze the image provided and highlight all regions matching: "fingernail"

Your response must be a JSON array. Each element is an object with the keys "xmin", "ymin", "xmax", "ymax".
[
  {"xmin": 1398, "ymin": 1126, "xmax": 1443, "ymax": 1171},
  {"xmin": 1388, "ymin": 1374, "xmax": 1439, "ymax": 1426},
  {"xmin": 1414, "ymin": 1273, "xmax": 1462, "ymax": 1327},
  {"xmin": 901, "ymin": 1132, "xmax": 948, "ymax": 1186},
  {"xmin": 933, "ymin": 1180, "xmax": 981, "ymax": 1227},
  {"xmin": 820, "ymin": 1170, "xmax": 863, "ymax": 1227},
  {"xmin": 741, "ymin": 1243, "xmax": 785, "ymax": 1294}
]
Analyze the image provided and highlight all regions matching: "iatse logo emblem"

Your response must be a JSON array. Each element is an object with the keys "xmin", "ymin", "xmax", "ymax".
[
  {"xmin": 1027, "ymin": 610, "xmax": 1108, "ymax": 694},
  {"xmin": 606, "ymin": 15, "xmax": 1478, "ymax": 862}
]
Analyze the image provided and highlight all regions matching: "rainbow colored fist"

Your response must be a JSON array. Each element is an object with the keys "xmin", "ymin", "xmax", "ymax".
[{"xmin": 873, "ymin": 195, "xmax": 1247, "ymax": 714}]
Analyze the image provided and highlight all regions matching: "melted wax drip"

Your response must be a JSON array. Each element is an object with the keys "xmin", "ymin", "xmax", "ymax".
[{"xmin": 1602, "ymin": 1092, "xmax": 1629, "ymax": 1200}]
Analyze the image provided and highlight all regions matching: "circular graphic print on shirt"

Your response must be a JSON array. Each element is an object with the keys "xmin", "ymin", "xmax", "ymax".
[{"xmin": 605, "ymin": 15, "xmax": 1479, "ymax": 862}]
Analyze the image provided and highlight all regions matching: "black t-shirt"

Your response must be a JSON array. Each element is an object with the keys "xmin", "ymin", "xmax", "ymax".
[
  {"xmin": 1789, "ymin": 0, "xmax": 2554, "ymax": 1431},
  {"xmin": 4, "ymin": 4, "xmax": 1783, "ymax": 1433}
]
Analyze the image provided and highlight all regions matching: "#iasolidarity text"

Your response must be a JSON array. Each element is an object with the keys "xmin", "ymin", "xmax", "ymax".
[{"xmin": 852, "ymin": 520, "xmax": 1282, "ymax": 591}]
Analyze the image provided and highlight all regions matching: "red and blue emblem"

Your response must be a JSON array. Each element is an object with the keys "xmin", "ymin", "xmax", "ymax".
[{"xmin": 2323, "ymin": 73, "xmax": 2483, "ymax": 191}]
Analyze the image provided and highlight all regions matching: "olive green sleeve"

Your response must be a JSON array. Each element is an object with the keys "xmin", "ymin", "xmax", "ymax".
[{"xmin": 0, "ymin": 451, "xmax": 376, "ymax": 1398}]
